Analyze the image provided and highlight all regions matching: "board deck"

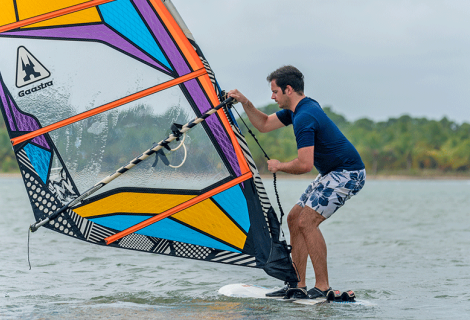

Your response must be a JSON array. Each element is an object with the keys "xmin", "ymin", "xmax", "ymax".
[
  {"xmin": 218, "ymin": 283, "xmax": 372, "ymax": 306},
  {"xmin": 218, "ymin": 283, "xmax": 284, "ymax": 299}
]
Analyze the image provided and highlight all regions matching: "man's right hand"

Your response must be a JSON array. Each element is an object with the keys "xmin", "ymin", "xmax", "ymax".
[
  {"xmin": 227, "ymin": 89, "xmax": 249, "ymax": 105},
  {"xmin": 226, "ymin": 89, "xmax": 284, "ymax": 133}
]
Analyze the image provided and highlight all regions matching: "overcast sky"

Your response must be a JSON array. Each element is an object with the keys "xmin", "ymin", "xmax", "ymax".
[{"xmin": 173, "ymin": 0, "xmax": 470, "ymax": 123}]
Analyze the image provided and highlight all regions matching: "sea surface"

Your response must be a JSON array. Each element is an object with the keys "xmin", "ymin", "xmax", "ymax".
[{"xmin": 1, "ymin": 176, "xmax": 469, "ymax": 319}]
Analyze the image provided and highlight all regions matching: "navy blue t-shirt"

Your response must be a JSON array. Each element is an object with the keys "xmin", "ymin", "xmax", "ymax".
[{"xmin": 276, "ymin": 97, "xmax": 364, "ymax": 175}]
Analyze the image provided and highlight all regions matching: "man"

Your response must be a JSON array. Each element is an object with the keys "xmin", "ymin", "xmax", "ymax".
[{"xmin": 227, "ymin": 66, "xmax": 365, "ymax": 300}]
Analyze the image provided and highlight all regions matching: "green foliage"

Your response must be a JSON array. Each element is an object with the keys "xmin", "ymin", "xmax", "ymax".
[
  {"xmin": 0, "ymin": 116, "xmax": 19, "ymax": 173},
  {"xmin": 236, "ymin": 104, "xmax": 470, "ymax": 175}
]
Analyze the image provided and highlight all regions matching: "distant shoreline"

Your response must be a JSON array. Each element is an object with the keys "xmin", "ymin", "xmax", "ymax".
[
  {"xmin": 0, "ymin": 172, "xmax": 21, "ymax": 178},
  {"xmin": 1, "ymin": 172, "xmax": 469, "ymax": 181},
  {"xmin": 260, "ymin": 173, "xmax": 470, "ymax": 180}
]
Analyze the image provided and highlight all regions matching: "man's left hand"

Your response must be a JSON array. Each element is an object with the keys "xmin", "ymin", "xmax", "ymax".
[{"xmin": 267, "ymin": 159, "xmax": 281, "ymax": 173}]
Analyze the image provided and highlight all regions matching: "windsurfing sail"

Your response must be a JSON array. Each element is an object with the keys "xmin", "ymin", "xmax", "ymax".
[{"xmin": 0, "ymin": 0, "xmax": 297, "ymax": 283}]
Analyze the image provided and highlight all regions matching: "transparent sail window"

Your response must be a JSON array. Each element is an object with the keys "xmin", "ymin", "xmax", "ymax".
[{"xmin": 48, "ymin": 83, "xmax": 231, "ymax": 194}]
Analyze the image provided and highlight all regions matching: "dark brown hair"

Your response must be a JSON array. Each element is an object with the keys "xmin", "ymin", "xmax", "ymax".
[{"xmin": 267, "ymin": 65, "xmax": 304, "ymax": 93}]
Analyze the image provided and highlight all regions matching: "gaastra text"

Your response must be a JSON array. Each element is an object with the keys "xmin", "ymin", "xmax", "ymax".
[{"xmin": 18, "ymin": 81, "xmax": 54, "ymax": 97}]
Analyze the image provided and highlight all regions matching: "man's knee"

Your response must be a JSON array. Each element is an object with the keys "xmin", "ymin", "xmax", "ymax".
[
  {"xmin": 298, "ymin": 206, "xmax": 325, "ymax": 233},
  {"xmin": 287, "ymin": 205, "xmax": 303, "ymax": 228}
]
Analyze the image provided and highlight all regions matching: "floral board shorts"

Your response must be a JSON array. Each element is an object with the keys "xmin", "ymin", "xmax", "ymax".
[{"xmin": 296, "ymin": 169, "xmax": 366, "ymax": 219}]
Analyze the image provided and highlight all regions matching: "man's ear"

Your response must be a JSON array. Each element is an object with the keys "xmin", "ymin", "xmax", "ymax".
[{"xmin": 285, "ymin": 85, "xmax": 293, "ymax": 95}]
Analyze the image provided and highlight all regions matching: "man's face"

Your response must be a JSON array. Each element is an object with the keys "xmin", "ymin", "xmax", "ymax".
[{"xmin": 270, "ymin": 80, "xmax": 289, "ymax": 109}]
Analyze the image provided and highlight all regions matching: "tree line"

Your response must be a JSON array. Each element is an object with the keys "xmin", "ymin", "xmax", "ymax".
[
  {"xmin": 1, "ymin": 104, "xmax": 469, "ymax": 176},
  {"xmin": 236, "ymin": 103, "xmax": 470, "ymax": 176}
]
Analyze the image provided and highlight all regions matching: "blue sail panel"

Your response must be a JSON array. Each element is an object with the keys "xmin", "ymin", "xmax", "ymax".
[
  {"xmin": 99, "ymin": 0, "xmax": 172, "ymax": 69},
  {"xmin": 212, "ymin": 185, "xmax": 250, "ymax": 233},
  {"xmin": 23, "ymin": 144, "xmax": 51, "ymax": 184}
]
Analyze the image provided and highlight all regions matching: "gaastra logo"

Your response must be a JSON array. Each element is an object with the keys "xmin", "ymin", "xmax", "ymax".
[
  {"xmin": 16, "ymin": 46, "xmax": 51, "ymax": 88},
  {"xmin": 18, "ymin": 81, "xmax": 54, "ymax": 97}
]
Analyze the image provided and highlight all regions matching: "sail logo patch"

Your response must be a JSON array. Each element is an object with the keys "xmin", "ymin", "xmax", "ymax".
[{"xmin": 16, "ymin": 46, "xmax": 51, "ymax": 88}]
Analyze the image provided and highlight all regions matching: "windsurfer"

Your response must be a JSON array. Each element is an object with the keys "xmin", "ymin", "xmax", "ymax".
[{"xmin": 227, "ymin": 65, "xmax": 365, "ymax": 299}]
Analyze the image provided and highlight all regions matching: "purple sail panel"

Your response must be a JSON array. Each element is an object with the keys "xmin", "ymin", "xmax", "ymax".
[
  {"xmin": 184, "ymin": 79, "xmax": 241, "ymax": 177},
  {"xmin": 0, "ymin": 77, "xmax": 51, "ymax": 150},
  {"xmin": 7, "ymin": 96, "xmax": 50, "ymax": 150},
  {"xmin": 4, "ymin": 25, "xmax": 169, "ymax": 73},
  {"xmin": 0, "ymin": 78, "xmax": 16, "ymax": 131},
  {"xmin": 31, "ymin": 135, "xmax": 50, "ymax": 150},
  {"xmin": 9, "ymin": 96, "xmax": 39, "ymax": 132},
  {"xmin": 133, "ymin": 0, "xmax": 191, "ymax": 76}
]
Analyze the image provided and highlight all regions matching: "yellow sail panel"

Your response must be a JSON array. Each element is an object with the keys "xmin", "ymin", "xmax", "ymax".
[
  {"xmin": 16, "ymin": 0, "xmax": 90, "ymax": 20},
  {"xmin": 0, "ymin": 0, "xmax": 17, "ymax": 27},
  {"xmin": 73, "ymin": 193, "xmax": 196, "ymax": 218},
  {"xmin": 172, "ymin": 199, "xmax": 247, "ymax": 250},
  {"xmin": 23, "ymin": 8, "xmax": 102, "ymax": 28}
]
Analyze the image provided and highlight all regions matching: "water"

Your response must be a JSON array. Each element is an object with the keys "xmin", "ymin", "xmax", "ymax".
[{"xmin": 1, "ymin": 176, "xmax": 469, "ymax": 319}]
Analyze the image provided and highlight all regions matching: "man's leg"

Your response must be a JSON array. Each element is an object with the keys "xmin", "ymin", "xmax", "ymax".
[
  {"xmin": 286, "ymin": 169, "xmax": 365, "ymax": 296},
  {"xmin": 298, "ymin": 206, "xmax": 328, "ymax": 291},
  {"xmin": 287, "ymin": 204, "xmax": 308, "ymax": 288}
]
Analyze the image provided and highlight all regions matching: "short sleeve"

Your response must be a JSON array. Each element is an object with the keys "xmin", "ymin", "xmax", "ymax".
[
  {"xmin": 295, "ymin": 127, "xmax": 315, "ymax": 149},
  {"xmin": 293, "ymin": 112, "xmax": 316, "ymax": 149},
  {"xmin": 276, "ymin": 109, "xmax": 292, "ymax": 126}
]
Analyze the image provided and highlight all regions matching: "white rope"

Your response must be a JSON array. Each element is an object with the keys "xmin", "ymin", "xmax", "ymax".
[
  {"xmin": 168, "ymin": 132, "xmax": 187, "ymax": 169},
  {"xmin": 170, "ymin": 132, "xmax": 186, "ymax": 151}
]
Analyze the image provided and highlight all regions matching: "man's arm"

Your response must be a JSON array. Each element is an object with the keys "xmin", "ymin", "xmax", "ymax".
[
  {"xmin": 267, "ymin": 146, "xmax": 314, "ymax": 174},
  {"xmin": 227, "ymin": 89, "xmax": 284, "ymax": 133}
]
